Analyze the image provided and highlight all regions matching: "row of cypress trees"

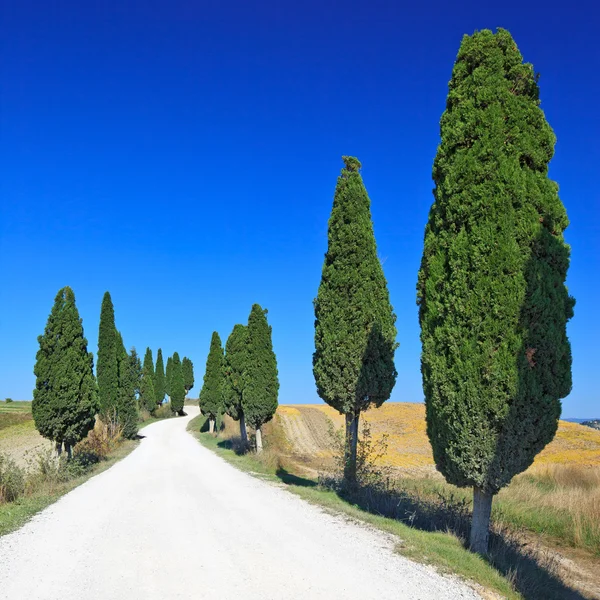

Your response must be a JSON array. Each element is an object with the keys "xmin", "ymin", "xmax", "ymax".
[
  {"xmin": 198, "ymin": 304, "xmax": 279, "ymax": 452},
  {"xmin": 33, "ymin": 289, "xmax": 196, "ymax": 452},
  {"xmin": 313, "ymin": 28, "xmax": 573, "ymax": 555}
]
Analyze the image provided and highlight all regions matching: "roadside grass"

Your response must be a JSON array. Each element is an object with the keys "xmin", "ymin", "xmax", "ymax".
[
  {"xmin": 277, "ymin": 404, "xmax": 600, "ymax": 559},
  {"xmin": 0, "ymin": 438, "xmax": 137, "ymax": 536},
  {"xmin": 187, "ymin": 414, "xmax": 519, "ymax": 600}
]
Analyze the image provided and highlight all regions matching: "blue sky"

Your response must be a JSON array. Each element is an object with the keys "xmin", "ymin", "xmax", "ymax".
[{"xmin": 1, "ymin": 1, "xmax": 598, "ymax": 418}]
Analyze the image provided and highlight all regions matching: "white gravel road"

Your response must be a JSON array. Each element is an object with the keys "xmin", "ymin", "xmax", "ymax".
[{"xmin": 0, "ymin": 407, "xmax": 480, "ymax": 600}]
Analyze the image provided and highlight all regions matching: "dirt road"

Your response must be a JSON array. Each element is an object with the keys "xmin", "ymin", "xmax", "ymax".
[{"xmin": 0, "ymin": 407, "xmax": 478, "ymax": 600}]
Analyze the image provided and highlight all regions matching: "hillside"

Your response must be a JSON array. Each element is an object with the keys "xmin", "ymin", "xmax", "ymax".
[{"xmin": 269, "ymin": 403, "xmax": 600, "ymax": 475}]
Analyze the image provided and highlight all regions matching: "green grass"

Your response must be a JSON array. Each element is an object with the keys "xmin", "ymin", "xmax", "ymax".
[{"xmin": 187, "ymin": 414, "xmax": 518, "ymax": 600}]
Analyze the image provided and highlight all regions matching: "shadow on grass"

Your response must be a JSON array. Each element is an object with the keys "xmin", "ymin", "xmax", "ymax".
[
  {"xmin": 276, "ymin": 467, "xmax": 317, "ymax": 488},
  {"xmin": 329, "ymin": 478, "xmax": 585, "ymax": 600},
  {"xmin": 217, "ymin": 436, "xmax": 250, "ymax": 456}
]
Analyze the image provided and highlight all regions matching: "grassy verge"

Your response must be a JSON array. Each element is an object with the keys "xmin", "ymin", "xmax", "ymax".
[
  {"xmin": 0, "ymin": 438, "xmax": 137, "ymax": 536},
  {"xmin": 187, "ymin": 414, "xmax": 518, "ymax": 600}
]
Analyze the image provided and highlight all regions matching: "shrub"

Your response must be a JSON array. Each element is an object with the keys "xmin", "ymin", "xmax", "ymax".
[
  {"xmin": 5, "ymin": 398, "xmax": 13, "ymax": 403},
  {"xmin": 154, "ymin": 404, "xmax": 173, "ymax": 420},
  {"xmin": 0, "ymin": 453, "xmax": 25, "ymax": 502}
]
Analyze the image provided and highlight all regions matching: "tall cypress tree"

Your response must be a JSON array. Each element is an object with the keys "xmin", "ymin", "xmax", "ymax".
[
  {"xmin": 97, "ymin": 292, "xmax": 119, "ymax": 419},
  {"xmin": 170, "ymin": 352, "xmax": 186, "ymax": 415},
  {"xmin": 182, "ymin": 357, "xmax": 194, "ymax": 395},
  {"xmin": 33, "ymin": 287, "xmax": 97, "ymax": 458},
  {"xmin": 127, "ymin": 347, "xmax": 142, "ymax": 398},
  {"xmin": 154, "ymin": 348, "xmax": 166, "ymax": 406},
  {"xmin": 243, "ymin": 305, "xmax": 279, "ymax": 452},
  {"xmin": 165, "ymin": 355, "xmax": 173, "ymax": 399},
  {"xmin": 199, "ymin": 332, "xmax": 224, "ymax": 434},
  {"xmin": 223, "ymin": 324, "xmax": 249, "ymax": 444},
  {"xmin": 417, "ymin": 29, "xmax": 574, "ymax": 554},
  {"xmin": 143, "ymin": 348, "xmax": 154, "ymax": 383},
  {"xmin": 314, "ymin": 156, "xmax": 398, "ymax": 486},
  {"xmin": 140, "ymin": 347, "xmax": 155, "ymax": 413},
  {"xmin": 116, "ymin": 332, "xmax": 138, "ymax": 439}
]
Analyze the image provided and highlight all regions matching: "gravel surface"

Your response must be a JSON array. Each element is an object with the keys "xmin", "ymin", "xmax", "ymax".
[{"xmin": 0, "ymin": 407, "xmax": 480, "ymax": 600}]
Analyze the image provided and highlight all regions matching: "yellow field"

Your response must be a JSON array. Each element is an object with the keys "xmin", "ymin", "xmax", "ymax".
[{"xmin": 274, "ymin": 403, "xmax": 600, "ymax": 473}]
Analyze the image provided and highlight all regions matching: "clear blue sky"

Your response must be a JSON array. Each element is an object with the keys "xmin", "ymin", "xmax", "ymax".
[{"xmin": 1, "ymin": 1, "xmax": 598, "ymax": 418}]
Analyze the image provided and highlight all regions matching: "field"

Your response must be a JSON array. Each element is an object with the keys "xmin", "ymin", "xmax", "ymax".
[{"xmin": 0, "ymin": 402, "xmax": 53, "ymax": 468}]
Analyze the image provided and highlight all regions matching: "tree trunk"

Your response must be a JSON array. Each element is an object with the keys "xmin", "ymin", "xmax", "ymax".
[
  {"xmin": 209, "ymin": 418, "xmax": 215, "ymax": 434},
  {"xmin": 470, "ymin": 486, "xmax": 493, "ymax": 554},
  {"xmin": 55, "ymin": 441, "xmax": 63, "ymax": 457},
  {"xmin": 240, "ymin": 412, "xmax": 248, "ymax": 445},
  {"xmin": 344, "ymin": 411, "xmax": 359, "ymax": 487},
  {"xmin": 255, "ymin": 427, "xmax": 263, "ymax": 453},
  {"xmin": 64, "ymin": 442, "xmax": 73, "ymax": 460}
]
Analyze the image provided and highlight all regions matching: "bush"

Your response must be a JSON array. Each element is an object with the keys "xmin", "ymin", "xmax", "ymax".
[
  {"xmin": 75, "ymin": 419, "xmax": 122, "ymax": 460},
  {"xmin": 154, "ymin": 404, "xmax": 173, "ymax": 420},
  {"xmin": 0, "ymin": 453, "xmax": 25, "ymax": 502},
  {"xmin": 5, "ymin": 398, "xmax": 13, "ymax": 403}
]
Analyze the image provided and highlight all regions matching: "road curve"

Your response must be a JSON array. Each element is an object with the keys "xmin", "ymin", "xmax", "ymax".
[{"xmin": 0, "ymin": 407, "xmax": 479, "ymax": 600}]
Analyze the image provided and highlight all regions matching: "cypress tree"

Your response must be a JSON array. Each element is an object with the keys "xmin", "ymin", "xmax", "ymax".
[
  {"xmin": 417, "ymin": 29, "xmax": 574, "ymax": 554},
  {"xmin": 97, "ymin": 292, "xmax": 119, "ymax": 419},
  {"xmin": 243, "ymin": 305, "xmax": 279, "ymax": 452},
  {"xmin": 223, "ymin": 324, "xmax": 249, "ymax": 444},
  {"xmin": 170, "ymin": 352, "xmax": 186, "ymax": 415},
  {"xmin": 140, "ymin": 347, "xmax": 156, "ymax": 413},
  {"xmin": 143, "ymin": 347, "xmax": 154, "ymax": 383},
  {"xmin": 165, "ymin": 355, "xmax": 173, "ymax": 399},
  {"xmin": 313, "ymin": 156, "xmax": 398, "ymax": 486},
  {"xmin": 154, "ymin": 348, "xmax": 166, "ymax": 406},
  {"xmin": 127, "ymin": 347, "xmax": 142, "ymax": 398},
  {"xmin": 116, "ymin": 332, "xmax": 139, "ymax": 439},
  {"xmin": 33, "ymin": 287, "xmax": 97, "ymax": 457},
  {"xmin": 182, "ymin": 357, "xmax": 195, "ymax": 395},
  {"xmin": 199, "ymin": 332, "xmax": 225, "ymax": 434}
]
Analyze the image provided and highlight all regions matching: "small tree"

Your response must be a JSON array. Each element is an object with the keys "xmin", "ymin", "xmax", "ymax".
[
  {"xmin": 33, "ymin": 287, "xmax": 97, "ymax": 457},
  {"xmin": 223, "ymin": 324, "xmax": 249, "ymax": 444},
  {"xmin": 314, "ymin": 156, "xmax": 398, "ymax": 486},
  {"xmin": 154, "ymin": 348, "xmax": 166, "ymax": 406},
  {"xmin": 165, "ymin": 355, "xmax": 173, "ymax": 400},
  {"xmin": 182, "ymin": 357, "xmax": 194, "ymax": 396},
  {"xmin": 170, "ymin": 353, "xmax": 185, "ymax": 415},
  {"xmin": 243, "ymin": 305, "xmax": 279, "ymax": 452},
  {"xmin": 417, "ymin": 29, "xmax": 574, "ymax": 554},
  {"xmin": 199, "ymin": 332, "xmax": 224, "ymax": 434}
]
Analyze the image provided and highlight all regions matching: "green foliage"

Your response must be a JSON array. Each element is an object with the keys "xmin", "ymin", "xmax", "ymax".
[
  {"xmin": 154, "ymin": 348, "xmax": 166, "ymax": 405},
  {"xmin": 116, "ymin": 333, "xmax": 139, "ymax": 439},
  {"xmin": 165, "ymin": 356, "xmax": 173, "ymax": 398},
  {"xmin": 417, "ymin": 29, "xmax": 574, "ymax": 495},
  {"xmin": 32, "ymin": 287, "xmax": 97, "ymax": 447},
  {"xmin": 199, "ymin": 332, "xmax": 225, "ymax": 420},
  {"xmin": 182, "ymin": 357, "xmax": 194, "ymax": 393},
  {"xmin": 313, "ymin": 156, "xmax": 398, "ymax": 416},
  {"xmin": 97, "ymin": 291, "xmax": 119, "ymax": 418},
  {"xmin": 140, "ymin": 348, "xmax": 156, "ymax": 414},
  {"xmin": 5, "ymin": 398, "xmax": 13, "ymax": 403},
  {"xmin": 222, "ymin": 324, "xmax": 248, "ymax": 421},
  {"xmin": 143, "ymin": 348, "xmax": 154, "ymax": 382},
  {"xmin": 0, "ymin": 453, "xmax": 26, "ymax": 502},
  {"xmin": 170, "ymin": 353, "xmax": 185, "ymax": 414},
  {"xmin": 126, "ymin": 347, "xmax": 142, "ymax": 397},
  {"xmin": 243, "ymin": 304, "xmax": 279, "ymax": 429}
]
